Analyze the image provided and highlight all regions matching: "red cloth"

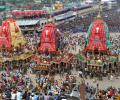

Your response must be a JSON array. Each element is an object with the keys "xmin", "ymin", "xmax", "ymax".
[
  {"xmin": 110, "ymin": 89, "xmax": 113, "ymax": 96},
  {"xmin": 85, "ymin": 19, "xmax": 107, "ymax": 51},
  {"xmin": 0, "ymin": 19, "xmax": 18, "ymax": 48},
  {"xmin": 38, "ymin": 23, "xmax": 60, "ymax": 53},
  {"xmin": 13, "ymin": 76, "xmax": 18, "ymax": 82}
]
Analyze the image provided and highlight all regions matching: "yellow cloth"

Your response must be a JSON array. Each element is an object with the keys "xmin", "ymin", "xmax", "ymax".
[
  {"xmin": 117, "ymin": 94, "xmax": 120, "ymax": 100},
  {"xmin": 10, "ymin": 22, "xmax": 26, "ymax": 48},
  {"xmin": 0, "ymin": 52, "xmax": 33, "ymax": 62},
  {"xmin": 54, "ymin": 3, "xmax": 64, "ymax": 11}
]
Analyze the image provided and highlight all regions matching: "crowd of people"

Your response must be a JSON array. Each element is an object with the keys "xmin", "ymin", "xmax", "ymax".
[
  {"xmin": 0, "ymin": 5, "xmax": 120, "ymax": 100},
  {"xmin": 2, "ymin": 64, "xmax": 120, "ymax": 100},
  {"xmin": 85, "ymin": 82, "xmax": 120, "ymax": 100},
  {"xmin": 95, "ymin": 86, "xmax": 120, "ymax": 100},
  {"xmin": 0, "ymin": 67, "xmax": 79, "ymax": 100},
  {"xmin": 110, "ymin": 33, "xmax": 120, "ymax": 55}
]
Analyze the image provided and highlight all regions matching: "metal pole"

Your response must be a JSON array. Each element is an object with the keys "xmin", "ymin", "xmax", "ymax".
[
  {"xmin": 50, "ymin": 0, "xmax": 54, "ymax": 15},
  {"xmin": 97, "ymin": 0, "xmax": 102, "ymax": 17}
]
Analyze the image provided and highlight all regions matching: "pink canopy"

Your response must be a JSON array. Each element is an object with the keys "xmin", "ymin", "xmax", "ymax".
[{"xmin": 11, "ymin": 10, "xmax": 47, "ymax": 17}]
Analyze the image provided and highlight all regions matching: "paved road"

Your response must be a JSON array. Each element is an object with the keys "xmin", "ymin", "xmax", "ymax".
[
  {"xmin": 84, "ymin": 76, "xmax": 120, "ymax": 89},
  {"xmin": 54, "ymin": 71, "xmax": 120, "ymax": 90}
]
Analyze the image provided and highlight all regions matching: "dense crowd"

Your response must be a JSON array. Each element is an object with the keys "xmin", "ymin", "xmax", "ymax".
[
  {"xmin": 0, "ymin": 67, "xmax": 79, "ymax": 100},
  {"xmin": 0, "ymin": 6, "xmax": 120, "ymax": 100},
  {"xmin": 95, "ymin": 86, "xmax": 120, "ymax": 100},
  {"xmin": 110, "ymin": 33, "xmax": 120, "ymax": 54},
  {"xmin": 85, "ymin": 83, "xmax": 120, "ymax": 100}
]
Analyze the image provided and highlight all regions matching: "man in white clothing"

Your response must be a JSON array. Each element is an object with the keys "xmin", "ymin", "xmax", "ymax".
[
  {"xmin": 16, "ymin": 90, "xmax": 22, "ymax": 100},
  {"xmin": 11, "ymin": 92, "xmax": 16, "ymax": 100}
]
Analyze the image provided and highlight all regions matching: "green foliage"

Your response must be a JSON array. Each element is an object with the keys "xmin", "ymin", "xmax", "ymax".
[{"xmin": 76, "ymin": 54, "xmax": 85, "ymax": 61}]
